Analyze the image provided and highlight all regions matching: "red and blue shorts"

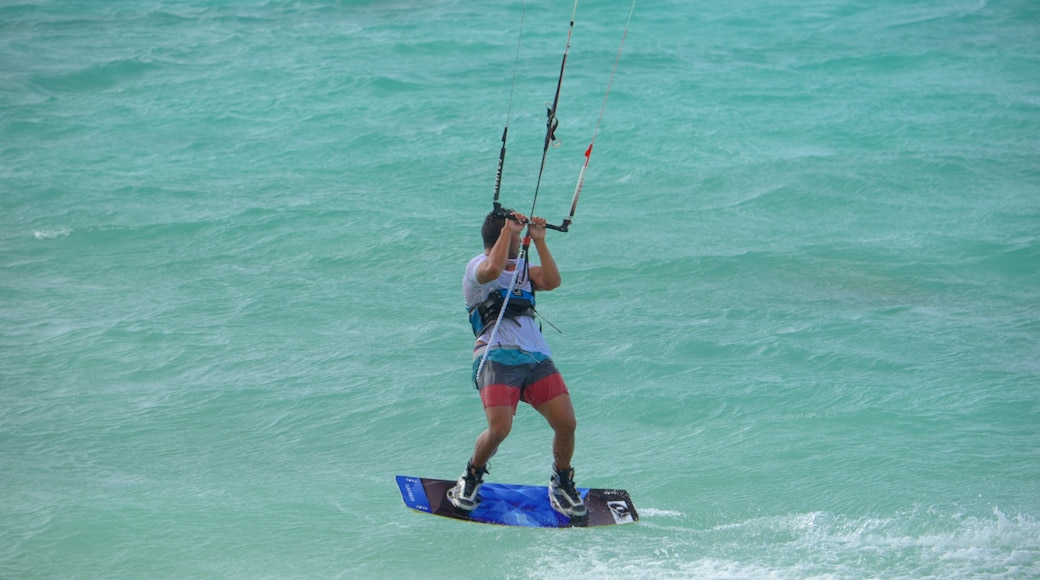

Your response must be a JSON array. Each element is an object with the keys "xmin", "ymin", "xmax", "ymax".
[{"xmin": 472, "ymin": 347, "xmax": 568, "ymax": 410}]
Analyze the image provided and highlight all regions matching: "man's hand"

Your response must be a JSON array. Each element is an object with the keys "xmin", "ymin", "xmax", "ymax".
[
  {"xmin": 527, "ymin": 216, "xmax": 548, "ymax": 240},
  {"xmin": 504, "ymin": 211, "xmax": 527, "ymax": 236}
]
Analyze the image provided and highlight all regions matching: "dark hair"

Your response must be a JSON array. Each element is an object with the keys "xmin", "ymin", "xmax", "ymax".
[{"xmin": 481, "ymin": 208, "xmax": 512, "ymax": 249}]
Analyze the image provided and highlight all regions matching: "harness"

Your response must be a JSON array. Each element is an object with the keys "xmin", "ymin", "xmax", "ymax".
[{"xmin": 468, "ymin": 287, "xmax": 536, "ymax": 337}]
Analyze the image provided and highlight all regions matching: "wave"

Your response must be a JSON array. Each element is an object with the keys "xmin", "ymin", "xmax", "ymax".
[
  {"xmin": 525, "ymin": 507, "xmax": 1039, "ymax": 579},
  {"xmin": 29, "ymin": 58, "xmax": 160, "ymax": 94}
]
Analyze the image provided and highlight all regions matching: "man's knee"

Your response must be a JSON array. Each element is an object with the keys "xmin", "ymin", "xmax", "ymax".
[
  {"xmin": 486, "ymin": 408, "xmax": 514, "ymax": 443},
  {"xmin": 554, "ymin": 414, "xmax": 577, "ymax": 435},
  {"xmin": 488, "ymin": 422, "xmax": 512, "ymax": 443}
]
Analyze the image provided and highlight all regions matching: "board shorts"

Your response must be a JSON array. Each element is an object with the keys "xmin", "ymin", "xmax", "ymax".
[{"xmin": 472, "ymin": 346, "xmax": 568, "ymax": 411}]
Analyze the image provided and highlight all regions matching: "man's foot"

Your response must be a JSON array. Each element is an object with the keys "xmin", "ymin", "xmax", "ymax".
[
  {"xmin": 447, "ymin": 461, "xmax": 486, "ymax": 512},
  {"xmin": 549, "ymin": 466, "xmax": 587, "ymax": 518}
]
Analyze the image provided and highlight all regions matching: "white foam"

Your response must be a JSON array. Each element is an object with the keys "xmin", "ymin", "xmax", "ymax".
[
  {"xmin": 638, "ymin": 508, "xmax": 684, "ymax": 518},
  {"xmin": 520, "ymin": 507, "xmax": 1040, "ymax": 579},
  {"xmin": 33, "ymin": 228, "xmax": 71, "ymax": 240}
]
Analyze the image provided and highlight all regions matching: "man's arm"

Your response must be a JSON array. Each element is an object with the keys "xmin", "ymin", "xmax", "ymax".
[
  {"xmin": 475, "ymin": 212, "xmax": 526, "ymax": 284},
  {"xmin": 527, "ymin": 217, "xmax": 561, "ymax": 291}
]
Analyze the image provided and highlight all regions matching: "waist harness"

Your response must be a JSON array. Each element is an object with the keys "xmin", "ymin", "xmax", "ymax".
[{"xmin": 468, "ymin": 287, "xmax": 536, "ymax": 337}]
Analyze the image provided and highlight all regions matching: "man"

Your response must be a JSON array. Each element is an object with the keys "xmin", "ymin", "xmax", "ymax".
[{"xmin": 447, "ymin": 208, "xmax": 586, "ymax": 518}]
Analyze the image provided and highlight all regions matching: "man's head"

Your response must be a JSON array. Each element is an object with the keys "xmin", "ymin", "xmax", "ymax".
[
  {"xmin": 482, "ymin": 207, "xmax": 522, "ymax": 257},
  {"xmin": 482, "ymin": 207, "xmax": 512, "ymax": 249}
]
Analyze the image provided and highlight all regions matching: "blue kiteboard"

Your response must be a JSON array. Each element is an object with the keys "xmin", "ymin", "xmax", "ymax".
[{"xmin": 395, "ymin": 475, "xmax": 638, "ymax": 528}]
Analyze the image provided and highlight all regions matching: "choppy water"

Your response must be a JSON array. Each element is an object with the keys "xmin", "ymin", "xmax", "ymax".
[{"xmin": 2, "ymin": 0, "xmax": 1038, "ymax": 577}]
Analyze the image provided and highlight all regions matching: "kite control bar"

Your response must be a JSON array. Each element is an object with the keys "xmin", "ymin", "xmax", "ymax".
[{"xmin": 492, "ymin": 205, "xmax": 573, "ymax": 233}]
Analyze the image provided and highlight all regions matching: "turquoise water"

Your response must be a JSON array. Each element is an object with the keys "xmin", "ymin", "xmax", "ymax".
[{"xmin": 2, "ymin": 0, "xmax": 1038, "ymax": 577}]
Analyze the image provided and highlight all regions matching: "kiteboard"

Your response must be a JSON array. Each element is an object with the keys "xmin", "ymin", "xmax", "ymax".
[{"xmin": 395, "ymin": 475, "xmax": 638, "ymax": 528}]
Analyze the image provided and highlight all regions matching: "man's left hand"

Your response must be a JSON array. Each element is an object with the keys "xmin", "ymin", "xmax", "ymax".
[{"xmin": 527, "ymin": 217, "xmax": 548, "ymax": 240}]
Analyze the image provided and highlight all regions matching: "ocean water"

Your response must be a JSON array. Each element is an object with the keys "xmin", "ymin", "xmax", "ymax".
[{"xmin": 2, "ymin": 0, "xmax": 1038, "ymax": 577}]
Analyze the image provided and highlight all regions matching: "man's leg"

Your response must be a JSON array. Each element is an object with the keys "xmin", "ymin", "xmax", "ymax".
[
  {"xmin": 536, "ymin": 393, "xmax": 586, "ymax": 517},
  {"xmin": 449, "ymin": 404, "xmax": 514, "ymax": 512},
  {"xmin": 472, "ymin": 405, "xmax": 513, "ymax": 468},
  {"xmin": 534, "ymin": 393, "xmax": 577, "ymax": 470}
]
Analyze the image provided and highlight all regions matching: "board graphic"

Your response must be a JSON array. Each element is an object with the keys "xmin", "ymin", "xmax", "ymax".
[{"xmin": 395, "ymin": 475, "xmax": 638, "ymax": 528}]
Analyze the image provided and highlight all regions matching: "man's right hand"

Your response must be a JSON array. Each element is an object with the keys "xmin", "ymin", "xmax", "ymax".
[{"xmin": 504, "ymin": 211, "xmax": 527, "ymax": 235}]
